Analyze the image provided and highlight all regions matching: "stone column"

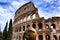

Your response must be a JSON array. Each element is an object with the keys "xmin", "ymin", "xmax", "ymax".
[
  {"xmin": 18, "ymin": 26, "xmax": 20, "ymax": 40},
  {"xmin": 25, "ymin": 25, "xmax": 27, "ymax": 30},
  {"xmin": 35, "ymin": 22, "xmax": 38, "ymax": 30},
  {"xmin": 59, "ymin": 36, "xmax": 60, "ymax": 40},
  {"xmin": 36, "ymin": 34, "xmax": 38, "ymax": 40},
  {"xmin": 26, "ymin": 15, "xmax": 28, "ymax": 21},
  {"xmin": 43, "ymin": 21, "xmax": 45, "ymax": 29},
  {"xmin": 35, "ymin": 11, "xmax": 40, "ymax": 19},
  {"xmin": 21, "ymin": 36, "xmax": 23, "ymax": 40},
  {"xmin": 30, "ymin": 21, "xmax": 33, "ymax": 27},
  {"xmin": 18, "ymin": 35, "xmax": 19, "ymax": 40},
  {"xmin": 57, "ymin": 33, "xmax": 59, "ymax": 40},
  {"xmin": 43, "ymin": 33, "xmax": 46, "ymax": 40},
  {"xmin": 30, "ymin": 14, "xmax": 33, "ymax": 20},
  {"xmin": 50, "ymin": 32, "xmax": 53, "ymax": 40}
]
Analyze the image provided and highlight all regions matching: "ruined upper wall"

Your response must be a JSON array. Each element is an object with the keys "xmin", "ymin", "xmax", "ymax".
[
  {"xmin": 45, "ymin": 17, "xmax": 60, "ymax": 23},
  {"xmin": 15, "ymin": 1, "xmax": 36, "ymax": 16}
]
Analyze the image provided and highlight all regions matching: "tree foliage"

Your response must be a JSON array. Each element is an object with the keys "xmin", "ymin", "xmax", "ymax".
[
  {"xmin": 0, "ymin": 31, "xmax": 3, "ymax": 40},
  {"xmin": 8, "ymin": 19, "xmax": 13, "ymax": 40},
  {"xmin": 3, "ymin": 22, "xmax": 8, "ymax": 40},
  {"xmin": 3, "ymin": 19, "xmax": 13, "ymax": 40}
]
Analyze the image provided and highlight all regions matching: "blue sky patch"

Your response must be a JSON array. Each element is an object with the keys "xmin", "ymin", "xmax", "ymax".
[{"xmin": 0, "ymin": 0, "xmax": 60, "ymax": 31}]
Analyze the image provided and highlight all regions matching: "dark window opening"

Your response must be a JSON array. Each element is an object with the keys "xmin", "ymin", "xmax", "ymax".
[
  {"xmin": 51, "ymin": 24, "xmax": 56, "ymax": 29},
  {"xmin": 53, "ymin": 35, "xmax": 57, "ymax": 40},
  {"xmin": 39, "ymin": 35, "xmax": 43, "ymax": 40},
  {"xmin": 32, "ymin": 23, "xmax": 36, "ymax": 29},
  {"xmin": 27, "ymin": 24, "xmax": 30, "ymax": 28},
  {"xmin": 23, "ymin": 36, "xmax": 24, "ymax": 40},
  {"xmin": 38, "ymin": 23, "xmax": 42, "ymax": 29},
  {"xmin": 46, "ymin": 24, "xmax": 49, "ymax": 28},
  {"xmin": 46, "ymin": 35, "xmax": 50, "ymax": 40},
  {"xmin": 23, "ymin": 26, "xmax": 25, "ymax": 31},
  {"xmin": 19, "ymin": 27, "xmax": 21, "ymax": 31}
]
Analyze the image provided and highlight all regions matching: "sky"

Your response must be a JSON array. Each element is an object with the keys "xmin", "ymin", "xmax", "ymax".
[{"xmin": 0, "ymin": 0, "xmax": 60, "ymax": 31}]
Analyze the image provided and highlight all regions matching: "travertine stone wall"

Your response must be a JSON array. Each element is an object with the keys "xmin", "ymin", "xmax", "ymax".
[{"xmin": 12, "ymin": 1, "xmax": 60, "ymax": 40}]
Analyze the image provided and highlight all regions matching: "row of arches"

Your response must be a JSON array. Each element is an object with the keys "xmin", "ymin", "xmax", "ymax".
[
  {"xmin": 15, "ymin": 24, "xmax": 30, "ymax": 32},
  {"xmin": 46, "ymin": 24, "xmax": 56, "ymax": 29},
  {"xmin": 14, "ymin": 14, "xmax": 36, "ymax": 24},
  {"xmin": 19, "ymin": 35, "xmax": 60, "ymax": 40},
  {"xmin": 32, "ymin": 23, "xmax": 42, "ymax": 29},
  {"xmin": 39, "ymin": 35, "xmax": 58, "ymax": 40},
  {"xmin": 15, "ymin": 23, "xmax": 56, "ymax": 32},
  {"xmin": 32, "ymin": 23, "xmax": 56, "ymax": 29},
  {"xmin": 20, "ymin": 14, "xmax": 36, "ymax": 23}
]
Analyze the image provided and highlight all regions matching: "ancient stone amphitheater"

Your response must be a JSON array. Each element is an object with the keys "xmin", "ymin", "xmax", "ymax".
[{"xmin": 12, "ymin": 1, "xmax": 60, "ymax": 40}]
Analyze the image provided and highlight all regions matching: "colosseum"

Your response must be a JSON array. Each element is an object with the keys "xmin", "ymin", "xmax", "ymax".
[{"xmin": 12, "ymin": 1, "xmax": 60, "ymax": 40}]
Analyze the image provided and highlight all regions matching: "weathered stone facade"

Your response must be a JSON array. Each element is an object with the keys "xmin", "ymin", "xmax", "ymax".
[{"xmin": 13, "ymin": 1, "xmax": 60, "ymax": 40}]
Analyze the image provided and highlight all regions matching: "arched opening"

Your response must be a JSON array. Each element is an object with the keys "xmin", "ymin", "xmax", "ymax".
[
  {"xmin": 27, "ymin": 24, "xmax": 30, "ymax": 28},
  {"xmin": 27, "ymin": 16, "xmax": 30, "ymax": 20},
  {"xmin": 32, "ymin": 14, "xmax": 36, "ymax": 19},
  {"xmin": 46, "ymin": 35, "xmax": 50, "ymax": 40},
  {"xmin": 53, "ymin": 35, "xmax": 57, "ymax": 40},
  {"xmin": 38, "ymin": 23, "xmax": 42, "ymax": 29},
  {"xmin": 23, "ymin": 36, "xmax": 25, "ymax": 40},
  {"xmin": 19, "ymin": 27, "xmax": 21, "ymax": 31},
  {"xmin": 46, "ymin": 24, "xmax": 49, "ymax": 28},
  {"xmin": 51, "ymin": 24, "xmax": 56, "ymax": 29},
  {"xmin": 39, "ymin": 35, "xmax": 43, "ymax": 40},
  {"xmin": 32, "ymin": 23, "xmax": 36, "ymax": 29},
  {"xmin": 23, "ymin": 26, "xmax": 25, "ymax": 31}
]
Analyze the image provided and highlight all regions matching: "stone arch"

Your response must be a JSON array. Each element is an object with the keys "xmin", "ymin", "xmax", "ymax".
[
  {"xmin": 27, "ymin": 24, "xmax": 30, "ymax": 28},
  {"xmin": 53, "ymin": 35, "xmax": 57, "ymax": 40},
  {"xmin": 27, "ymin": 15, "xmax": 30, "ymax": 20},
  {"xmin": 38, "ymin": 23, "xmax": 43, "ymax": 29},
  {"xmin": 32, "ymin": 23, "xmax": 36, "ymax": 29},
  {"xmin": 39, "ymin": 35, "xmax": 43, "ymax": 40},
  {"xmin": 19, "ymin": 27, "xmax": 21, "ymax": 31},
  {"xmin": 46, "ymin": 24, "xmax": 49, "ymax": 28},
  {"xmin": 23, "ymin": 26, "xmax": 25, "ymax": 31},
  {"xmin": 51, "ymin": 24, "xmax": 56, "ymax": 29},
  {"xmin": 32, "ymin": 14, "xmax": 36, "ymax": 19},
  {"xmin": 46, "ymin": 35, "xmax": 50, "ymax": 40}
]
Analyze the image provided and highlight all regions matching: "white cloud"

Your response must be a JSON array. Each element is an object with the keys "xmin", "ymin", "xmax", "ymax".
[
  {"xmin": 38, "ymin": 8, "xmax": 58, "ymax": 19},
  {"xmin": 0, "ymin": 6, "xmax": 14, "ymax": 31},
  {"xmin": 43, "ymin": 0, "xmax": 53, "ymax": 2},
  {"xmin": 11, "ymin": 0, "xmax": 27, "ymax": 10},
  {"xmin": 0, "ymin": 0, "xmax": 60, "ymax": 31},
  {"xmin": 0, "ymin": 0, "xmax": 30, "ymax": 31},
  {"xmin": 0, "ymin": 6, "xmax": 8, "ymax": 13},
  {"xmin": 55, "ymin": 12, "xmax": 60, "ymax": 17}
]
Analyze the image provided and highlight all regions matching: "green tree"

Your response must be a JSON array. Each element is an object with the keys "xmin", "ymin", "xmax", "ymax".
[
  {"xmin": 0, "ymin": 31, "xmax": 2, "ymax": 40},
  {"xmin": 8, "ymin": 19, "xmax": 13, "ymax": 40},
  {"xmin": 3, "ymin": 22, "xmax": 8, "ymax": 40}
]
